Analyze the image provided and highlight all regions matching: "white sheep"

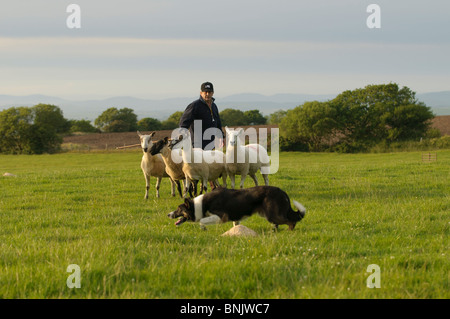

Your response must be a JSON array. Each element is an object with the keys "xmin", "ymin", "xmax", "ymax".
[
  {"xmin": 224, "ymin": 126, "xmax": 270, "ymax": 189},
  {"xmin": 172, "ymin": 130, "xmax": 227, "ymax": 197},
  {"xmin": 138, "ymin": 131, "xmax": 176, "ymax": 198},
  {"xmin": 149, "ymin": 136, "xmax": 197, "ymax": 198}
]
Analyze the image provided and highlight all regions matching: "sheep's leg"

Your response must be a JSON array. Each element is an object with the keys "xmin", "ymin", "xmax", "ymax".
[
  {"xmin": 229, "ymin": 174, "xmax": 236, "ymax": 189},
  {"xmin": 239, "ymin": 173, "xmax": 248, "ymax": 189},
  {"xmin": 199, "ymin": 180, "xmax": 204, "ymax": 194},
  {"xmin": 249, "ymin": 173, "xmax": 259, "ymax": 186},
  {"xmin": 192, "ymin": 180, "xmax": 198, "ymax": 197},
  {"xmin": 183, "ymin": 178, "xmax": 191, "ymax": 198},
  {"xmin": 200, "ymin": 178, "xmax": 208, "ymax": 194},
  {"xmin": 144, "ymin": 173, "xmax": 150, "ymax": 200},
  {"xmin": 262, "ymin": 173, "xmax": 269, "ymax": 186},
  {"xmin": 221, "ymin": 172, "xmax": 227, "ymax": 188},
  {"xmin": 155, "ymin": 177, "xmax": 162, "ymax": 198},
  {"xmin": 203, "ymin": 178, "xmax": 208, "ymax": 193},
  {"xmin": 176, "ymin": 180, "xmax": 183, "ymax": 198},
  {"xmin": 240, "ymin": 167, "xmax": 250, "ymax": 189},
  {"xmin": 169, "ymin": 177, "xmax": 176, "ymax": 197}
]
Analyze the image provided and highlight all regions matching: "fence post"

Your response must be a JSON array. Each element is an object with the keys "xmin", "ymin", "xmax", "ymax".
[{"xmin": 422, "ymin": 152, "xmax": 437, "ymax": 162}]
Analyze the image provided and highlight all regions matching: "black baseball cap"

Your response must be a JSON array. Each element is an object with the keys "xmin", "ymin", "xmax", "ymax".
[{"xmin": 201, "ymin": 82, "xmax": 214, "ymax": 92}]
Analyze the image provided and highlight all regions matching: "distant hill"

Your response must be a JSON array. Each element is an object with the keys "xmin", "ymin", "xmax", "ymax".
[
  {"xmin": 1, "ymin": 91, "xmax": 449, "ymax": 121},
  {"xmin": 416, "ymin": 91, "xmax": 450, "ymax": 116},
  {"xmin": 0, "ymin": 94, "xmax": 192, "ymax": 121},
  {"xmin": 0, "ymin": 93, "xmax": 334, "ymax": 121}
]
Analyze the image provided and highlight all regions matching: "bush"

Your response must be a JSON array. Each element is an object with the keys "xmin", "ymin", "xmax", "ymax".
[
  {"xmin": 161, "ymin": 111, "xmax": 183, "ymax": 130},
  {"xmin": 279, "ymin": 83, "xmax": 436, "ymax": 153},
  {"xmin": 0, "ymin": 105, "xmax": 67, "ymax": 154},
  {"xmin": 220, "ymin": 108, "xmax": 247, "ymax": 126},
  {"xmin": 279, "ymin": 136, "xmax": 309, "ymax": 152},
  {"xmin": 69, "ymin": 119, "xmax": 99, "ymax": 133},
  {"xmin": 243, "ymin": 110, "xmax": 267, "ymax": 125},
  {"xmin": 137, "ymin": 117, "xmax": 162, "ymax": 131},
  {"xmin": 280, "ymin": 101, "xmax": 338, "ymax": 152},
  {"xmin": 95, "ymin": 107, "xmax": 138, "ymax": 132}
]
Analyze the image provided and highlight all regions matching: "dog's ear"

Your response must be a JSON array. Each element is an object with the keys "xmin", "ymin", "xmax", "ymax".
[
  {"xmin": 184, "ymin": 198, "xmax": 192, "ymax": 208},
  {"xmin": 163, "ymin": 136, "xmax": 169, "ymax": 143}
]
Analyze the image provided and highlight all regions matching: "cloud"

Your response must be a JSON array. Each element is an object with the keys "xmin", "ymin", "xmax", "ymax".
[
  {"xmin": 1, "ymin": 0, "xmax": 449, "ymax": 98},
  {"xmin": 1, "ymin": 0, "xmax": 449, "ymax": 44},
  {"xmin": 1, "ymin": 37, "xmax": 449, "ymax": 73}
]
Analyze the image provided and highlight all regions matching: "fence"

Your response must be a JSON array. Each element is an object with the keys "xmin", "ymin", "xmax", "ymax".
[{"xmin": 422, "ymin": 153, "xmax": 437, "ymax": 162}]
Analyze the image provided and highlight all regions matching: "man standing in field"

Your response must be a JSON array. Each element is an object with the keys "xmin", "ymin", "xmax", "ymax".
[{"xmin": 179, "ymin": 82, "xmax": 224, "ymax": 150}]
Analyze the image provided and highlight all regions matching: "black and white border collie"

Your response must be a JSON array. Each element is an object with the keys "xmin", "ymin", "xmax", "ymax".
[{"xmin": 168, "ymin": 186, "xmax": 306, "ymax": 230}]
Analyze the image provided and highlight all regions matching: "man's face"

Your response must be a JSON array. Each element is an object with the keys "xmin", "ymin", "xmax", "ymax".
[{"xmin": 200, "ymin": 90, "xmax": 214, "ymax": 102}]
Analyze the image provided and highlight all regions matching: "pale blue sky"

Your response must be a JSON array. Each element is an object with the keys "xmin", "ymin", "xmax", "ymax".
[{"xmin": 1, "ymin": 0, "xmax": 449, "ymax": 99}]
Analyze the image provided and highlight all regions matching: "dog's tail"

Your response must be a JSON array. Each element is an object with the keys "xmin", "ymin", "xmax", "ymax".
[{"xmin": 293, "ymin": 200, "xmax": 306, "ymax": 219}]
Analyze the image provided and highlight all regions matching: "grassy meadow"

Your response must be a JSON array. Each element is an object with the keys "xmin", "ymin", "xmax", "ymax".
[{"xmin": 0, "ymin": 150, "xmax": 448, "ymax": 298}]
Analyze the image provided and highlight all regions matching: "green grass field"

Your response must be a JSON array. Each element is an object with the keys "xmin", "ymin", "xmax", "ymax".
[{"xmin": 0, "ymin": 150, "xmax": 448, "ymax": 298}]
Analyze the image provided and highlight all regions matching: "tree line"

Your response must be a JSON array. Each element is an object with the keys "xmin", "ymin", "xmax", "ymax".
[
  {"xmin": 0, "ymin": 83, "xmax": 440, "ymax": 154},
  {"xmin": 93, "ymin": 108, "xmax": 268, "ymax": 133},
  {"xmin": 0, "ymin": 104, "xmax": 268, "ymax": 154},
  {"xmin": 277, "ymin": 83, "xmax": 437, "ymax": 152}
]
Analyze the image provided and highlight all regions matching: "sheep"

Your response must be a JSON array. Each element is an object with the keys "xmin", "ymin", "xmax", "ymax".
[
  {"xmin": 172, "ymin": 130, "xmax": 227, "ymax": 197},
  {"xmin": 138, "ymin": 131, "xmax": 176, "ymax": 199},
  {"xmin": 149, "ymin": 136, "xmax": 196, "ymax": 198},
  {"xmin": 224, "ymin": 126, "xmax": 270, "ymax": 189}
]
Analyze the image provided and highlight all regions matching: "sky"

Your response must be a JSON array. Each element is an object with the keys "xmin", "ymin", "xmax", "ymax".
[{"xmin": 1, "ymin": 0, "xmax": 449, "ymax": 100}]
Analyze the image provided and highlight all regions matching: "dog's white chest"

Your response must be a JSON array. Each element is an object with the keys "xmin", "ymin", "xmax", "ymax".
[{"xmin": 193, "ymin": 194, "xmax": 205, "ymax": 222}]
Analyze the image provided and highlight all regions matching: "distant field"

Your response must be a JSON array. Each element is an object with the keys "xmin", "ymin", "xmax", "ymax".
[
  {"xmin": 61, "ymin": 117, "xmax": 450, "ymax": 150},
  {"xmin": 62, "ymin": 125, "xmax": 278, "ymax": 150},
  {"xmin": 431, "ymin": 115, "xmax": 450, "ymax": 136},
  {"xmin": 0, "ymin": 150, "xmax": 448, "ymax": 298}
]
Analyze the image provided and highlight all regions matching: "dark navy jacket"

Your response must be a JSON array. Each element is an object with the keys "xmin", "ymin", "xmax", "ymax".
[{"xmin": 179, "ymin": 96, "xmax": 224, "ymax": 150}]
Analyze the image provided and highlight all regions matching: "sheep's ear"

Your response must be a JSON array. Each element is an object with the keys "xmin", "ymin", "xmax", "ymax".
[
  {"xmin": 137, "ymin": 131, "xmax": 142, "ymax": 137},
  {"xmin": 237, "ymin": 128, "xmax": 244, "ymax": 135},
  {"xmin": 225, "ymin": 126, "xmax": 229, "ymax": 133}
]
